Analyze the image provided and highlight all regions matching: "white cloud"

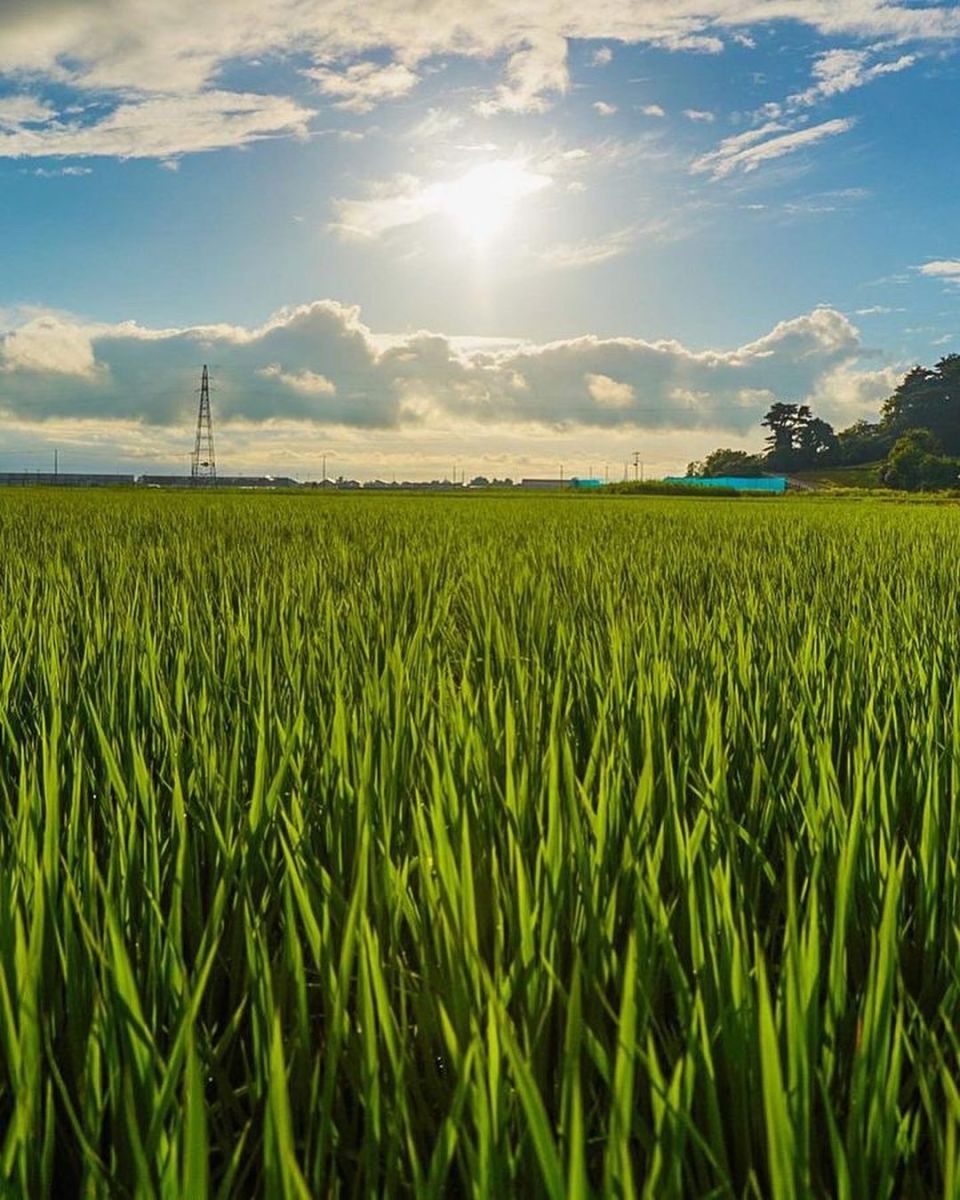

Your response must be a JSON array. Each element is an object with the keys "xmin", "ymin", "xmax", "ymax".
[
  {"xmin": 0, "ymin": 0, "xmax": 948, "ymax": 143},
  {"xmin": 919, "ymin": 260, "xmax": 960, "ymax": 282},
  {"xmin": 591, "ymin": 47, "xmax": 613, "ymax": 66},
  {"xmin": 593, "ymin": 100, "xmax": 618, "ymax": 116},
  {"xmin": 0, "ymin": 95, "xmax": 56, "ymax": 129},
  {"xmin": 474, "ymin": 32, "xmax": 570, "ymax": 114},
  {"xmin": 0, "ymin": 91, "xmax": 313, "ymax": 160},
  {"xmin": 790, "ymin": 47, "xmax": 917, "ymax": 106},
  {"xmin": 641, "ymin": 104, "xmax": 666, "ymax": 117},
  {"xmin": 306, "ymin": 60, "xmax": 420, "ymax": 113},
  {"xmin": 585, "ymin": 373, "xmax": 635, "ymax": 407},
  {"xmin": 1, "ymin": 314, "xmax": 102, "ymax": 378},
  {"xmin": 258, "ymin": 364, "xmax": 337, "ymax": 395},
  {"xmin": 807, "ymin": 361, "xmax": 903, "ymax": 425},
  {"xmin": 30, "ymin": 165, "xmax": 93, "ymax": 177},
  {"xmin": 692, "ymin": 117, "xmax": 856, "ymax": 180},
  {"xmin": 0, "ymin": 299, "xmax": 883, "ymax": 442},
  {"xmin": 684, "ymin": 108, "xmax": 715, "ymax": 122}
]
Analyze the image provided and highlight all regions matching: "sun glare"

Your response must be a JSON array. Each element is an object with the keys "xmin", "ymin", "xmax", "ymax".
[{"xmin": 441, "ymin": 160, "xmax": 550, "ymax": 246}]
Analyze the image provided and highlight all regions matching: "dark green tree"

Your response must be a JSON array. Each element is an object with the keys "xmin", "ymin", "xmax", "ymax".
[
  {"xmin": 761, "ymin": 403, "xmax": 837, "ymax": 469},
  {"xmin": 797, "ymin": 416, "xmax": 839, "ymax": 463},
  {"xmin": 879, "ymin": 429, "xmax": 960, "ymax": 491},
  {"xmin": 761, "ymin": 403, "xmax": 803, "ymax": 465},
  {"xmin": 836, "ymin": 419, "xmax": 893, "ymax": 466},
  {"xmin": 881, "ymin": 355, "xmax": 960, "ymax": 454},
  {"xmin": 688, "ymin": 448, "xmax": 765, "ymax": 478}
]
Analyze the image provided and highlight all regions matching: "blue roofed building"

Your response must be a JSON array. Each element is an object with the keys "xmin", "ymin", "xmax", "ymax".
[{"xmin": 663, "ymin": 476, "xmax": 788, "ymax": 494}]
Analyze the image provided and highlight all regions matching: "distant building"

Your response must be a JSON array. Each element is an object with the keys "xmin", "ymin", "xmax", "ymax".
[
  {"xmin": 519, "ymin": 478, "xmax": 573, "ymax": 489},
  {"xmin": 137, "ymin": 475, "xmax": 299, "ymax": 488},
  {"xmin": 0, "ymin": 473, "xmax": 135, "ymax": 487},
  {"xmin": 663, "ymin": 475, "xmax": 788, "ymax": 494}
]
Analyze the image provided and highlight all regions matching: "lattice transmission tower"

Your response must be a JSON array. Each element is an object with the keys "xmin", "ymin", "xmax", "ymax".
[{"xmin": 191, "ymin": 365, "xmax": 216, "ymax": 483}]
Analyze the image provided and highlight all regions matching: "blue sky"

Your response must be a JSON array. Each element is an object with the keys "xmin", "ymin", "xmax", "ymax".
[{"xmin": 1, "ymin": 0, "xmax": 959, "ymax": 478}]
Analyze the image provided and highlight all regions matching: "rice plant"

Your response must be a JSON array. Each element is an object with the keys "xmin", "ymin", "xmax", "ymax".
[{"xmin": 0, "ymin": 489, "xmax": 958, "ymax": 1197}]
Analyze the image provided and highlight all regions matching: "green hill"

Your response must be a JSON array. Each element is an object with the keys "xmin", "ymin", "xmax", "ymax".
[{"xmin": 791, "ymin": 462, "xmax": 885, "ymax": 489}]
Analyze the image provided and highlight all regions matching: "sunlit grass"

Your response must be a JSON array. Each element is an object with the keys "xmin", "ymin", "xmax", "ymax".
[{"xmin": 0, "ymin": 490, "xmax": 958, "ymax": 1196}]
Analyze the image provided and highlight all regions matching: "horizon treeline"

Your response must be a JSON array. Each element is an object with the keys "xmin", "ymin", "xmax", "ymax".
[{"xmin": 689, "ymin": 353, "xmax": 960, "ymax": 489}]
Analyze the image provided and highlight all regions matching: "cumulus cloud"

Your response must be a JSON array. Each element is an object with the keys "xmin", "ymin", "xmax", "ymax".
[
  {"xmin": 1, "ymin": 313, "xmax": 103, "ymax": 378},
  {"xmin": 593, "ymin": 100, "xmax": 618, "ymax": 116},
  {"xmin": 641, "ymin": 104, "xmax": 667, "ymax": 117},
  {"xmin": 692, "ymin": 117, "xmax": 856, "ymax": 179},
  {"xmin": 258, "ymin": 364, "xmax": 337, "ymax": 395},
  {"xmin": 585, "ymin": 373, "xmax": 635, "ymax": 407},
  {"xmin": 684, "ymin": 108, "xmax": 715, "ymax": 122},
  {"xmin": 0, "ymin": 299, "xmax": 891, "ymax": 440},
  {"xmin": 591, "ymin": 47, "xmax": 613, "ymax": 66}
]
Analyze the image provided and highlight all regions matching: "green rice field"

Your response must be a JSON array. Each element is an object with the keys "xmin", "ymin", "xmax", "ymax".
[{"xmin": 1, "ymin": 490, "xmax": 959, "ymax": 1197}]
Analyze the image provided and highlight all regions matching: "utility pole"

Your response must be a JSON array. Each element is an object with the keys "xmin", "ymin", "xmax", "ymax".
[
  {"xmin": 604, "ymin": 464, "xmax": 609, "ymax": 484},
  {"xmin": 633, "ymin": 450, "xmax": 641, "ymax": 482},
  {"xmin": 560, "ymin": 463, "xmax": 564, "ymax": 483},
  {"xmin": 54, "ymin": 449, "xmax": 58, "ymax": 480},
  {"xmin": 322, "ymin": 454, "xmax": 327, "ymax": 483},
  {"xmin": 191, "ymin": 366, "xmax": 216, "ymax": 484}
]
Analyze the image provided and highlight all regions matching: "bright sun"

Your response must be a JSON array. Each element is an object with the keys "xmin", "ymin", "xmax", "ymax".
[{"xmin": 441, "ymin": 160, "xmax": 551, "ymax": 246}]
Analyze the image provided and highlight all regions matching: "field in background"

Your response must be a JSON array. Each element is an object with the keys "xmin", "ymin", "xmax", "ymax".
[{"xmin": 1, "ymin": 490, "xmax": 959, "ymax": 1197}]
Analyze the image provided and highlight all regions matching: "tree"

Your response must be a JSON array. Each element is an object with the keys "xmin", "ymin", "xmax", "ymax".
[
  {"xmin": 879, "ymin": 429, "xmax": 960, "ymax": 491},
  {"xmin": 797, "ymin": 416, "xmax": 839, "ymax": 463},
  {"xmin": 688, "ymin": 448, "xmax": 765, "ymax": 478},
  {"xmin": 881, "ymin": 355, "xmax": 960, "ymax": 454},
  {"xmin": 836, "ymin": 419, "xmax": 893, "ymax": 466},
  {"xmin": 761, "ymin": 403, "xmax": 837, "ymax": 470},
  {"xmin": 761, "ymin": 403, "xmax": 803, "ymax": 464}
]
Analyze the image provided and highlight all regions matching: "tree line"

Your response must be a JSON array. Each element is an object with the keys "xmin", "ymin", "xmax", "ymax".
[{"xmin": 688, "ymin": 353, "xmax": 960, "ymax": 491}]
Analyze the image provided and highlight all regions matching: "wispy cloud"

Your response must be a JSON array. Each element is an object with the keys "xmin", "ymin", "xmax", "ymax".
[
  {"xmin": 539, "ymin": 226, "xmax": 637, "ymax": 269},
  {"xmin": 918, "ymin": 260, "xmax": 960, "ymax": 283},
  {"xmin": 0, "ymin": 91, "xmax": 313, "ymax": 161},
  {"xmin": 306, "ymin": 61, "xmax": 420, "ymax": 113},
  {"xmin": 593, "ymin": 100, "xmax": 618, "ymax": 116},
  {"xmin": 789, "ymin": 48, "xmax": 917, "ymax": 107},
  {"xmin": 0, "ymin": 1, "xmax": 946, "ymax": 156},
  {"xmin": 692, "ymin": 117, "xmax": 857, "ymax": 180}
]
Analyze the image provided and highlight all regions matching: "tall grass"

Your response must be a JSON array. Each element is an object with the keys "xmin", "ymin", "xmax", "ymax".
[{"xmin": 0, "ymin": 490, "xmax": 958, "ymax": 1196}]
